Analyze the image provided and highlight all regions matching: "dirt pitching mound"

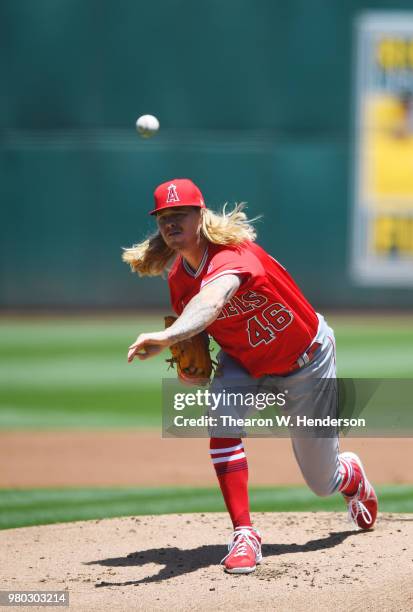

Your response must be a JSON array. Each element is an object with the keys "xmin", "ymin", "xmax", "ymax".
[{"xmin": 1, "ymin": 513, "xmax": 412, "ymax": 611}]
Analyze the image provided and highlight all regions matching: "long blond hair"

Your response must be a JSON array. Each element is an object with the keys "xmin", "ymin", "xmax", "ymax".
[{"xmin": 122, "ymin": 203, "xmax": 259, "ymax": 277}]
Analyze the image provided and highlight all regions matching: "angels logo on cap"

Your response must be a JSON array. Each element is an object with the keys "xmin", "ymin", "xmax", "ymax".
[
  {"xmin": 166, "ymin": 184, "xmax": 180, "ymax": 203},
  {"xmin": 150, "ymin": 178, "xmax": 207, "ymax": 215}
]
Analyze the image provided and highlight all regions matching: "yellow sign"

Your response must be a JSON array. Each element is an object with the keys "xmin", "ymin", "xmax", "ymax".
[
  {"xmin": 352, "ymin": 14, "xmax": 413, "ymax": 285},
  {"xmin": 373, "ymin": 216, "xmax": 413, "ymax": 255},
  {"xmin": 364, "ymin": 94, "xmax": 413, "ymax": 204}
]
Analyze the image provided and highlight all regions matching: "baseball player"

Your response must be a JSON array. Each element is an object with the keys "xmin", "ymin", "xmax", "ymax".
[{"xmin": 123, "ymin": 178, "xmax": 378, "ymax": 574}]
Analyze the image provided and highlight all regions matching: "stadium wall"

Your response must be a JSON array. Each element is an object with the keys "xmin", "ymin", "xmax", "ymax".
[{"xmin": 1, "ymin": 0, "xmax": 413, "ymax": 308}]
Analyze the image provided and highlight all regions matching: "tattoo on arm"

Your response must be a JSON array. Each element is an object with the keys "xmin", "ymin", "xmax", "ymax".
[{"xmin": 166, "ymin": 274, "xmax": 241, "ymax": 343}]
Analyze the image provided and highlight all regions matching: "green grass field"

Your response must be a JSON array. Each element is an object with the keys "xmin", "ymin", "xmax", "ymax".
[
  {"xmin": 1, "ymin": 314, "xmax": 412, "ymax": 529},
  {"xmin": 1, "ymin": 314, "xmax": 413, "ymax": 430},
  {"xmin": 1, "ymin": 485, "xmax": 412, "ymax": 530}
]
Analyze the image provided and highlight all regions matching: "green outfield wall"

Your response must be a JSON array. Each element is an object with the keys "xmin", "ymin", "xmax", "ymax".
[{"xmin": 1, "ymin": 0, "xmax": 413, "ymax": 308}]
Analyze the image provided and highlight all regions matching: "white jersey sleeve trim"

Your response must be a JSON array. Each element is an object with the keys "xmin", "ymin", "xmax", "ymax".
[{"xmin": 200, "ymin": 269, "xmax": 244, "ymax": 288}]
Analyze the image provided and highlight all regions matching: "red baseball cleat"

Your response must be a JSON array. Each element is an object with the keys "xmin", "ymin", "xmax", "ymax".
[
  {"xmin": 221, "ymin": 527, "xmax": 262, "ymax": 574},
  {"xmin": 339, "ymin": 452, "xmax": 378, "ymax": 530}
]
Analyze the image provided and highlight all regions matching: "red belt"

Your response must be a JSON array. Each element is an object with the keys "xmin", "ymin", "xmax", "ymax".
[{"xmin": 286, "ymin": 341, "xmax": 322, "ymax": 375}]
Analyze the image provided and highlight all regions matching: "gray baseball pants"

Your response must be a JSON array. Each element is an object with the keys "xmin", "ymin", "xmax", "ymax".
[{"xmin": 209, "ymin": 314, "xmax": 341, "ymax": 497}]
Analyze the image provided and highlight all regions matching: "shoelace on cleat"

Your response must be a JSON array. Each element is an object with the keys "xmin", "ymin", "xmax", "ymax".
[
  {"xmin": 221, "ymin": 528, "xmax": 260, "ymax": 564},
  {"xmin": 345, "ymin": 480, "xmax": 374, "ymax": 526},
  {"xmin": 347, "ymin": 499, "xmax": 373, "ymax": 526}
]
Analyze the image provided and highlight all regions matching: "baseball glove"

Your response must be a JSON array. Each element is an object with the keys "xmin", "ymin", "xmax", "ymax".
[{"xmin": 164, "ymin": 316, "xmax": 214, "ymax": 385}]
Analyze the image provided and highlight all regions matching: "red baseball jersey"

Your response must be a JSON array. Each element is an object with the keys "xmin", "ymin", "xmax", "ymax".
[{"xmin": 168, "ymin": 241, "xmax": 319, "ymax": 378}]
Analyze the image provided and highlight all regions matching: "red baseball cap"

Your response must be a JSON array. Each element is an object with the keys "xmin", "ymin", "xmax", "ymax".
[{"xmin": 150, "ymin": 178, "xmax": 206, "ymax": 215}]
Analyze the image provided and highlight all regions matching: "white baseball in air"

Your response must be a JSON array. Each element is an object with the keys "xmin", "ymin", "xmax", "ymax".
[{"xmin": 136, "ymin": 114, "xmax": 160, "ymax": 138}]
